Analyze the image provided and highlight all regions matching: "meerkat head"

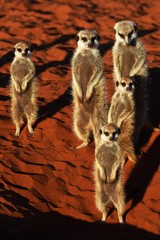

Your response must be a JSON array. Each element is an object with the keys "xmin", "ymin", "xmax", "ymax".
[
  {"xmin": 76, "ymin": 29, "xmax": 100, "ymax": 50},
  {"xmin": 99, "ymin": 123, "xmax": 120, "ymax": 143},
  {"xmin": 13, "ymin": 41, "xmax": 33, "ymax": 58},
  {"xmin": 113, "ymin": 20, "xmax": 137, "ymax": 46},
  {"xmin": 116, "ymin": 77, "xmax": 135, "ymax": 93}
]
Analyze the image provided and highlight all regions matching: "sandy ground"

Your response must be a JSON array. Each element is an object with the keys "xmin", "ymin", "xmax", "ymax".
[{"xmin": 0, "ymin": 0, "xmax": 160, "ymax": 239}]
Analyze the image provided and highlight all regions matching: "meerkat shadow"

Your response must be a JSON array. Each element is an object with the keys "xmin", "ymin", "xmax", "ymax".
[
  {"xmin": 124, "ymin": 134, "xmax": 160, "ymax": 216},
  {"xmin": 1, "ymin": 208, "xmax": 159, "ymax": 240},
  {"xmin": 137, "ymin": 67, "xmax": 160, "ymax": 148},
  {"xmin": 147, "ymin": 67, "xmax": 160, "ymax": 128},
  {"xmin": 34, "ymin": 86, "xmax": 72, "ymax": 127}
]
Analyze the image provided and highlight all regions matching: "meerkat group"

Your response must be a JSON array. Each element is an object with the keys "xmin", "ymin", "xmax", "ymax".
[
  {"xmin": 8, "ymin": 20, "xmax": 157, "ymax": 223},
  {"xmin": 71, "ymin": 20, "xmax": 157, "ymax": 223}
]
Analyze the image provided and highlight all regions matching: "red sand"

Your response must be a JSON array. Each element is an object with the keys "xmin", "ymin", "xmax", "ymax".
[{"xmin": 0, "ymin": 0, "xmax": 160, "ymax": 239}]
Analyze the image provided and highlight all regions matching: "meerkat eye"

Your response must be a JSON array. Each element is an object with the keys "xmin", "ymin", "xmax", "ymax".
[
  {"xmin": 82, "ymin": 37, "xmax": 87, "ymax": 42},
  {"xmin": 17, "ymin": 48, "xmax": 22, "ymax": 52},
  {"xmin": 118, "ymin": 33, "xmax": 125, "ymax": 39},
  {"xmin": 121, "ymin": 82, "xmax": 126, "ymax": 87},
  {"xmin": 128, "ymin": 30, "xmax": 133, "ymax": 38},
  {"xmin": 104, "ymin": 131, "xmax": 109, "ymax": 136},
  {"xmin": 112, "ymin": 131, "xmax": 118, "ymax": 137},
  {"xmin": 25, "ymin": 48, "xmax": 29, "ymax": 53},
  {"xmin": 91, "ymin": 37, "xmax": 96, "ymax": 42}
]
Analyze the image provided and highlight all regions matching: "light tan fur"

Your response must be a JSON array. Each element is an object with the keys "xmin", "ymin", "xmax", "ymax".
[
  {"xmin": 10, "ymin": 41, "xmax": 37, "ymax": 136},
  {"xmin": 108, "ymin": 77, "xmax": 137, "ymax": 163},
  {"xmin": 94, "ymin": 123, "xmax": 125, "ymax": 223},
  {"xmin": 71, "ymin": 29, "xmax": 108, "ymax": 149}
]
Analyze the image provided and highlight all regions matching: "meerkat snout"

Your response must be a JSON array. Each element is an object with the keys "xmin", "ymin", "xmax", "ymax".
[{"xmin": 76, "ymin": 29, "xmax": 100, "ymax": 49}]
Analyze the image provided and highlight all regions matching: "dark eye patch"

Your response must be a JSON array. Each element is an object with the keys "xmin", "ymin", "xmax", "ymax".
[
  {"xmin": 91, "ymin": 37, "xmax": 96, "ymax": 42},
  {"xmin": 17, "ymin": 48, "xmax": 22, "ymax": 52},
  {"xmin": 118, "ymin": 33, "xmax": 125, "ymax": 39},
  {"xmin": 25, "ymin": 48, "xmax": 29, "ymax": 54},
  {"xmin": 112, "ymin": 131, "xmax": 117, "ymax": 137},
  {"xmin": 104, "ymin": 132, "xmax": 109, "ymax": 136},
  {"xmin": 128, "ymin": 30, "xmax": 133, "ymax": 38},
  {"xmin": 82, "ymin": 37, "xmax": 87, "ymax": 42},
  {"xmin": 121, "ymin": 82, "xmax": 126, "ymax": 87},
  {"xmin": 99, "ymin": 129, "xmax": 102, "ymax": 135},
  {"xmin": 116, "ymin": 81, "xmax": 119, "ymax": 87}
]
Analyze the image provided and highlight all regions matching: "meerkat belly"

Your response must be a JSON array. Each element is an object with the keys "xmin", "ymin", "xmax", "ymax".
[
  {"xmin": 78, "ymin": 56, "xmax": 94, "ymax": 97},
  {"xmin": 16, "ymin": 89, "xmax": 32, "ymax": 108},
  {"xmin": 119, "ymin": 49, "xmax": 135, "ymax": 76},
  {"xmin": 13, "ymin": 61, "xmax": 29, "ymax": 82}
]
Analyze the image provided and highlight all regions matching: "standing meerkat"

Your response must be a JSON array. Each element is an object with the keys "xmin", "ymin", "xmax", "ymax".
[
  {"xmin": 71, "ymin": 29, "xmax": 108, "ymax": 149},
  {"xmin": 112, "ymin": 20, "xmax": 148, "ymax": 82},
  {"xmin": 108, "ymin": 77, "xmax": 137, "ymax": 162},
  {"xmin": 94, "ymin": 123, "xmax": 125, "ymax": 223},
  {"xmin": 10, "ymin": 41, "xmax": 37, "ymax": 136},
  {"xmin": 112, "ymin": 20, "xmax": 150, "ymax": 143}
]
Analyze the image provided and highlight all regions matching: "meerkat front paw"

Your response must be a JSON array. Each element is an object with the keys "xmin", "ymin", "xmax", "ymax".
[
  {"xmin": 21, "ymin": 81, "xmax": 27, "ymax": 92},
  {"xmin": 100, "ymin": 169, "xmax": 106, "ymax": 183},
  {"xmin": 85, "ymin": 88, "xmax": 93, "ymax": 102},
  {"xmin": 15, "ymin": 82, "xmax": 21, "ymax": 92}
]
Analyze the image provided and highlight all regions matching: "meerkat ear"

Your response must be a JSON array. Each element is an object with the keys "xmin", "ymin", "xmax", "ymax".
[
  {"xmin": 113, "ymin": 28, "xmax": 116, "ymax": 33},
  {"xmin": 116, "ymin": 81, "xmax": 119, "ymax": 87},
  {"xmin": 97, "ymin": 35, "xmax": 100, "ymax": 41},
  {"xmin": 76, "ymin": 35, "xmax": 79, "ymax": 42},
  {"xmin": 30, "ymin": 46, "xmax": 33, "ymax": 52},
  {"xmin": 118, "ymin": 128, "xmax": 121, "ymax": 135},
  {"xmin": 99, "ymin": 129, "xmax": 102, "ymax": 135},
  {"xmin": 134, "ymin": 23, "xmax": 137, "ymax": 32}
]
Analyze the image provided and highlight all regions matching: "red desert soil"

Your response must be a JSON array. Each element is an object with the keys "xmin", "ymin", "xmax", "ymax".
[{"xmin": 0, "ymin": 0, "xmax": 160, "ymax": 239}]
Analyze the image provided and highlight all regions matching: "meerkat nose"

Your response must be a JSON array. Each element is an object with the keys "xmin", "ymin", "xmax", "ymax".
[{"xmin": 88, "ymin": 42, "xmax": 93, "ymax": 48}]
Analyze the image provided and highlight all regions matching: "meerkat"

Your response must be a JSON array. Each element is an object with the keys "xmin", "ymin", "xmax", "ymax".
[
  {"xmin": 71, "ymin": 29, "xmax": 108, "ymax": 149},
  {"xmin": 108, "ymin": 77, "xmax": 137, "ymax": 162},
  {"xmin": 112, "ymin": 20, "xmax": 148, "ymax": 82},
  {"xmin": 94, "ymin": 123, "xmax": 125, "ymax": 223},
  {"xmin": 10, "ymin": 41, "xmax": 37, "ymax": 136}
]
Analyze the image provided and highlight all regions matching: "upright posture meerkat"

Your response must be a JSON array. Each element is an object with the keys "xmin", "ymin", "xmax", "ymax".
[
  {"xmin": 112, "ymin": 20, "xmax": 148, "ymax": 82},
  {"xmin": 108, "ymin": 77, "xmax": 137, "ymax": 162},
  {"xmin": 10, "ymin": 41, "xmax": 37, "ymax": 136},
  {"xmin": 94, "ymin": 123, "xmax": 125, "ymax": 223},
  {"xmin": 71, "ymin": 29, "xmax": 108, "ymax": 149},
  {"xmin": 112, "ymin": 20, "xmax": 148, "ymax": 143}
]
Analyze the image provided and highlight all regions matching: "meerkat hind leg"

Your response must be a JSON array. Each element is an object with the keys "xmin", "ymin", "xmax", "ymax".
[
  {"xmin": 102, "ymin": 211, "xmax": 107, "ymax": 222},
  {"xmin": 127, "ymin": 152, "xmax": 138, "ymax": 164},
  {"xmin": 118, "ymin": 211, "xmax": 124, "ymax": 224},
  {"xmin": 75, "ymin": 140, "xmax": 90, "ymax": 149},
  {"xmin": 15, "ymin": 122, "xmax": 21, "ymax": 137},
  {"xmin": 25, "ymin": 113, "xmax": 35, "ymax": 135},
  {"xmin": 27, "ymin": 122, "xmax": 34, "ymax": 135}
]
